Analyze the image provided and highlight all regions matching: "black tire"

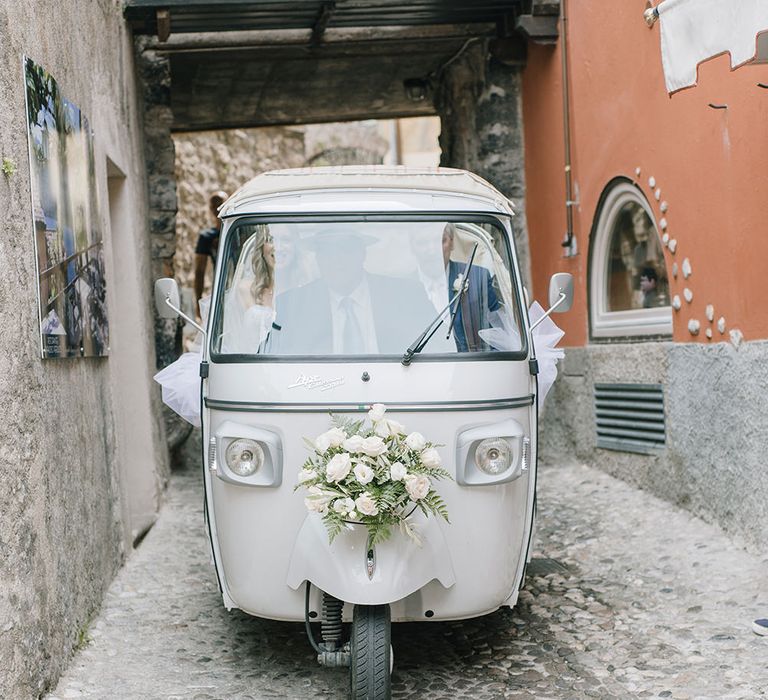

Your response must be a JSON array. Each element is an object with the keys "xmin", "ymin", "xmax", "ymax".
[{"xmin": 350, "ymin": 604, "xmax": 391, "ymax": 700}]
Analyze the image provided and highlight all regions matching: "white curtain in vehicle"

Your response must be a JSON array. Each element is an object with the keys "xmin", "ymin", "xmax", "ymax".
[{"xmin": 657, "ymin": 0, "xmax": 768, "ymax": 92}]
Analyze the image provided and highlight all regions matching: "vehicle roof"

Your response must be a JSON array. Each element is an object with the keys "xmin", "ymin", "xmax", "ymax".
[{"xmin": 219, "ymin": 166, "xmax": 515, "ymax": 216}]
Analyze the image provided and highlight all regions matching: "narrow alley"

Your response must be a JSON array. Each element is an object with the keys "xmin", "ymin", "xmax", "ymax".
[{"xmin": 48, "ymin": 433, "xmax": 768, "ymax": 700}]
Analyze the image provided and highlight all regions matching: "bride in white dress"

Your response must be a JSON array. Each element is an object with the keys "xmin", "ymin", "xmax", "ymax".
[
  {"xmin": 220, "ymin": 225, "xmax": 276, "ymax": 354},
  {"xmin": 155, "ymin": 225, "xmax": 276, "ymax": 426}
]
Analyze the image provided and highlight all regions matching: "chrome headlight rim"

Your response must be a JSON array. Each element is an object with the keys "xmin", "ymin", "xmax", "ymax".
[
  {"xmin": 474, "ymin": 437, "xmax": 514, "ymax": 475},
  {"xmin": 224, "ymin": 437, "xmax": 264, "ymax": 477}
]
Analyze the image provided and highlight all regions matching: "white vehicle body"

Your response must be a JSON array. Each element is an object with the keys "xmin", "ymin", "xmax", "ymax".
[{"xmin": 201, "ymin": 166, "xmax": 538, "ymax": 623}]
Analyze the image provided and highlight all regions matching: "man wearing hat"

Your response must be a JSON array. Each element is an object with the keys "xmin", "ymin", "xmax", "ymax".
[{"xmin": 272, "ymin": 227, "xmax": 435, "ymax": 356}]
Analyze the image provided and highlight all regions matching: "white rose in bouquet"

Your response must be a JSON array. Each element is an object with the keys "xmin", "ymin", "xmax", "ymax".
[
  {"xmin": 323, "ymin": 427, "xmax": 347, "ymax": 448},
  {"xmin": 390, "ymin": 461, "xmax": 407, "ymax": 481},
  {"xmin": 297, "ymin": 404, "xmax": 452, "ymax": 545},
  {"xmin": 342, "ymin": 434, "xmax": 365, "ymax": 453},
  {"xmin": 325, "ymin": 453, "xmax": 352, "ymax": 482},
  {"xmin": 298, "ymin": 468, "xmax": 316, "ymax": 484},
  {"xmin": 333, "ymin": 497, "xmax": 356, "ymax": 516},
  {"xmin": 404, "ymin": 474, "xmax": 431, "ymax": 501},
  {"xmin": 355, "ymin": 492, "xmax": 379, "ymax": 516},
  {"xmin": 404, "ymin": 432, "xmax": 426, "ymax": 451},
  {"xmin": 420, "ymin": 447, "xmax": 442, "ymax": 468},
  {"xmin": 360, "ymin": 435, "xmax": 387, "ymax": 457},
  {"xmin": 374, "ymin": 418, "xmax": 406, "ymax": 438},
  {"xmin": 314, "ymin": 432, "xmax": 332, "ymax": 454},
  {"xmin": 353, "ymin": 463, "xmax": 375, "ymax": 485},
  {"xmin": 305, "ymin": 486, "xmax": 333, "ymax": 513},
  {"xmin": 368, "ymin": 403, "xmax": 387, "ymax": 422}
]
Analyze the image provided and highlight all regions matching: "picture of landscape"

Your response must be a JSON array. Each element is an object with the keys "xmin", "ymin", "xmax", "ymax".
[{"xmin": 24, "ymin": 56, "xmax": 109, "ymax": 358}]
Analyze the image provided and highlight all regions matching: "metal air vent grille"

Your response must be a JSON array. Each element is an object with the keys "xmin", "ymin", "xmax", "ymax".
[{"xmin": 594, "ymin": 383, "xmax": 665, "ymax": 454}]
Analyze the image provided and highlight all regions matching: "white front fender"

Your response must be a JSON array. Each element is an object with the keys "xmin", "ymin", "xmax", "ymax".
[{"xmin": 286, "ymin": 511, "xmax": 456, "ymax": 605}]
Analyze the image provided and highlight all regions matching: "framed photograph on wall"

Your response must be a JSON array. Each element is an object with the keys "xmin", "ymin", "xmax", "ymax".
[{"xmin": 24, "ymin": 56, "xmax": 109, "ymax": 358}]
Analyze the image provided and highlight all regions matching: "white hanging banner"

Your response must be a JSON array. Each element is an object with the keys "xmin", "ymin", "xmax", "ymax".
[{"xmin": 656, "ymin": 0, "xmax": 768, "ymax": 92}]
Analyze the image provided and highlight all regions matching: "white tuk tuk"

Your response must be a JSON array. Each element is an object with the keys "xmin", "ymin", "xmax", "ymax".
[{"xmin": 155, "ymin": 166, "xmax": 572, "ymax": 699}]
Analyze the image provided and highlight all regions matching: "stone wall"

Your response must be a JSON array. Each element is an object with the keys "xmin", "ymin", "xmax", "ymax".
[
  {"xmin": 434, "ymin": 41, "xmax": 531, "ymax": 288},
  {"xmin": 172, "ymin": 121, "xmax": 390, "ymax": 300},
  {"xmin": 134, "ymin": 39, "xmax": 181, "ymax": 372},
  {"xmin": 540, "ymin": 340, "xmax": 768, "ymax": 554},
  {"xmin": 0, "ymin": 1, "xmax": 166, "ymax": 696}
]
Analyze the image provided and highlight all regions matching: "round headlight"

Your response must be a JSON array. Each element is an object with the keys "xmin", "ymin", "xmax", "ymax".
[
  {"xmin": 474, "ymin": 438, "xmax": 513, "ymax": 475},
  {"xmin": 225, "ymin": 438, "xmax": 264, "ymax": 477}
]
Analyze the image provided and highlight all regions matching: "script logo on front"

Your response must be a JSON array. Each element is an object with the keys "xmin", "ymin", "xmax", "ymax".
[{"xmin": 288, "ymin": 373, "xmax": 345, "ymax": 392}]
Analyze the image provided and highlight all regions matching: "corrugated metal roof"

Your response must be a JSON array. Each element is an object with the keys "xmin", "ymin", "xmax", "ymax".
[{"xmin": 125, "ymin": 1, "xmax": 520, "ymax": 36}]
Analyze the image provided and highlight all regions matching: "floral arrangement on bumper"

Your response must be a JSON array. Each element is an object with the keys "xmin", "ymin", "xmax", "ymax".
[{"xmin": 295, "ymin": 404, "xmax": 451, "ymax": 545}]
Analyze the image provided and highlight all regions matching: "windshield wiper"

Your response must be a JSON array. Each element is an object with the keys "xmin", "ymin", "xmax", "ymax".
[
  {"xmin": 401, "ymin": 244, "xmax": 479, "ymax": 366},
  {"xmin": 445, "ymin": 243, "xmax": 478, "ymax": 342}
]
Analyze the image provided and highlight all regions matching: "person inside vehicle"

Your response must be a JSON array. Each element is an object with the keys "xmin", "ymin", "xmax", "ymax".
[
  {"xmin": 410, "ymin": 224, "xmax": 501, "ymax": 352},
  {"xmin": 220, "ymin": 225, "xmax": 276, "ymax": 353},
  {"xmin": 442, "ymin": 224, "xmax": 501, "ymax": 352},
  {"xmin": 273, "ymin": 228, "xmax": 435, "ymax": 355}
]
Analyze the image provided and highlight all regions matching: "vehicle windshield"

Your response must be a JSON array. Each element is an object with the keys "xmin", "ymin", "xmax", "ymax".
[{"xmin": 210, "ymin": 218, "xmax": 525, "ymax": 359}]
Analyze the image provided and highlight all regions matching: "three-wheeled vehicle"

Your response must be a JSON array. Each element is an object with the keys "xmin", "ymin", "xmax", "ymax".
[{"xmin": 155, "ymin": 166, "xmax": 572, "ymax": 699}]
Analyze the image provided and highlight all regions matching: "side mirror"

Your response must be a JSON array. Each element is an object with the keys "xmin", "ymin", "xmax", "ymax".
[
  {"xmin": 530, "ymin": 272, "xmax": 574, "ymax": 332},
  {"xmin": 154, "ymin": 278, "xmax": 206, "ymax": 334},
  {"xmin": 548, "ymin": 272, "xmax": 574, "ymax": 313},
  {"xmin": 154, "ymin": 278, "xmax": 181, "ymax": 319}
]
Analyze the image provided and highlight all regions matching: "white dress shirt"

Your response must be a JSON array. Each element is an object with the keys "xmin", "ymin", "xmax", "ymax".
[
  {"xmin": 416, "ymin": 266, "xmax": 450, "ymax": 313},
  {"xmin": 328, "ymin": 278, "xmax": 379, "ymax": 354}
]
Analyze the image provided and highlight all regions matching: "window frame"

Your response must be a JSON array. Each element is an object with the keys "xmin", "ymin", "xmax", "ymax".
[
  {"xmin": 208, "ymin": 212, "xmax": 529, "ymax": 364},
  {"xmin": 589, "ymin": 180, "xmax": 673, "ymax": 340}
]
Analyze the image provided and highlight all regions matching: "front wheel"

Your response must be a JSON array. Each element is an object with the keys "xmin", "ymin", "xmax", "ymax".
[{"xmin": 350, "ymin": 604, "xmax": 391, "ymax": 700}]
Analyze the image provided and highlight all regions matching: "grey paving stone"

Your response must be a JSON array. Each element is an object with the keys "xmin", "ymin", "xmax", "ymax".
[{"xmin": 48, "ymin": 440, "xmax": 768, "ymax": 699}]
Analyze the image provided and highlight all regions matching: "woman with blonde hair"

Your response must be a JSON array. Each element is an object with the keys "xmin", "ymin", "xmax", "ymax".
[
  {"xmin": 222, "ymin": 224, "xmax": 277, "ymax": 353},
  {"xmin": 154, "ymin": 225, "xmax": 276, "ymax": 426}
]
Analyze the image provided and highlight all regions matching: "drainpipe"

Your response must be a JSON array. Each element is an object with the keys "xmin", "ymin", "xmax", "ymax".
[
  {"xmin": 560, "ymin": 0, "xmax": 576, "ymax": 256},
  {"xmin": 388, "ymin": 119, "xmax": 402, "ymax": 165}
]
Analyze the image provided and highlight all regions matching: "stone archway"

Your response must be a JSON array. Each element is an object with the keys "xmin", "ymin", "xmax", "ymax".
[{"xmin": 128, "ymin": 2, "xmax": 557, "ymax": 365}]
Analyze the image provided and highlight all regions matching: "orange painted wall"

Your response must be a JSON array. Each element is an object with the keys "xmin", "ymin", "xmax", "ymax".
[{"xmin": 523, "ymin": 1, "xmax": 768, "ymax": 346}]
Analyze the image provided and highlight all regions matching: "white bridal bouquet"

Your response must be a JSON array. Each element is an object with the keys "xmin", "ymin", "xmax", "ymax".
[{"xmin": 295, "ymin": 404, "xmax": 451, "ymax": 545}]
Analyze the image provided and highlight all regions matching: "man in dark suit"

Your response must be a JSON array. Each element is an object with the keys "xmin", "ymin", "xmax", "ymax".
[
  {"xmin": 412, "ymin": 224, "xmax": 500, "ymax": 353},
  {"xmin": 272, "ymin": 230, "xmax": 436, "ymax": 356}
]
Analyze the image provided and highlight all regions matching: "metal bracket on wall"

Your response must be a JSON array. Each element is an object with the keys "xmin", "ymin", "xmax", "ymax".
[{"xmin": 156, "ymin": 8, "xmax": 171, "ymax": 43}]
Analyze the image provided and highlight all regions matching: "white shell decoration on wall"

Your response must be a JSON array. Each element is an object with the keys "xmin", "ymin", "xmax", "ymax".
[
  {"xmin": 660, "ymin": 201, "xmax": 668, "ymax": 213},
  {"xmin": 672, "ymin": 294, "xmax": 681, "ymax": 310},
  {"xmin": 705, "ymin": 328, "xmax": 713, "ymax": 339},
  {"xmin": 668, "ymin": 239, "xmax": 677, "ymax": 253},
  {"xmin": 729, "ymin": 329, "xmax": 744, "ymax": 347},
  {"xmin": 683, "ymin": 287, "xmax": 693, "ymax": 303},
  {"xmin": 663, "ymin": 233, "xmax": 670, "ymax": 245},
  {"xmin": 655, "ymin": 188, "xmax": 661, "ymax": 201},
  {"xmin": 649, "ymin": 176, "xmax": 656, "ymax": 188},
  {"xmin": 688, "ymin": 319, "xmax": 700, "ymax": 335},
  {"xmin": 672, "ymin": 262, "xmax": 678, "ymax": 277},
  {"xmin": 705, "ymin": 304, "xmax": 714, "ymax": 322},
  {"xmin": 660, "ymin": 217, "xmax": 668, "ymax": 230},
  {"xmin": 682, "ymin": 258, "xmax": 692, "ymax": 278},
  {"xmin": 717, "ymin": 317, "xmax": 726, "ymax": 334},
  {"xmin": 635, "ymin": 167, "xmax": 642, "ymax": 176}
]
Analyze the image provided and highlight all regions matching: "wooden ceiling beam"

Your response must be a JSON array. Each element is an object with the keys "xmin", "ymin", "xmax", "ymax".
[{"xmin": 141, "ymin": 23, "xmax": 497, "ymax": 52}]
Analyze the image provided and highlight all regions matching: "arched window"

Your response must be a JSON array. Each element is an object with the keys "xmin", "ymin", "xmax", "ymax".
[{"xmin": 590, "ymin": 180, "xmax": 672, "ymax": 338}]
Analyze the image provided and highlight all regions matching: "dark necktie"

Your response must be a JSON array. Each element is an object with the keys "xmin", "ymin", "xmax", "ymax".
[{"xmin": 340, "ymin": 297, "xmax": 364, "ymax": 354}]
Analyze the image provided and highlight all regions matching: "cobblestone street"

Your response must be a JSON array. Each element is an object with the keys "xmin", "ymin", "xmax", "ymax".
[{"xmin": 49, "ymin": 433, "xmax": 768, "ymax": 700}]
